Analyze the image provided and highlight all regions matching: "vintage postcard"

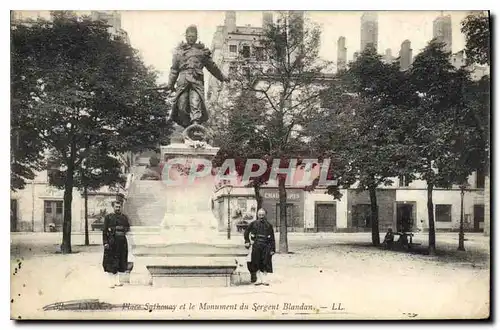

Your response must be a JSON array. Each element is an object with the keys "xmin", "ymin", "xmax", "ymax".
[{"xmin": 10, "ymin": 9, "xmax": 490, "ymax": 320}]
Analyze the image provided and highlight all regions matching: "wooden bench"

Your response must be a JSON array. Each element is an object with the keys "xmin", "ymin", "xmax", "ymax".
[
  {"xmin": 394, "ymin": 232, "xmax": 423, "ymax": 249},
  {"xmin": 384, "ymin": 232, "xmax": 421, "ymax": 250}
]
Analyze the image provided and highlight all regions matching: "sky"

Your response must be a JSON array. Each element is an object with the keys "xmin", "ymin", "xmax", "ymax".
[
  {"xmin": 15, "ymin": 10, "xmax": 478, "ymax": 84},
  {"xmin": 119, "ymin": 11, "xmax": 475, "ymax": 83}
]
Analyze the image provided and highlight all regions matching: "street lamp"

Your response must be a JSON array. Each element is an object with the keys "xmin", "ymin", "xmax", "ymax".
[
  {"xmin": 227, "ymin": 184, "xmax": 234, "ymax": 240},
  {"xmin": 458, "ymin": 183, "xmax": 468, "ymax": 251}
]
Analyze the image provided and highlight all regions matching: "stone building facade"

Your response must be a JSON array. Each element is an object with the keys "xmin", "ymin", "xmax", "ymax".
[
  {"xmin": 10, "ymin": 169, "xmax": 127, "ymax": 233},
  {"xmin": 212, "ymin": 171, "xmax": 486, "ymax": 234}
]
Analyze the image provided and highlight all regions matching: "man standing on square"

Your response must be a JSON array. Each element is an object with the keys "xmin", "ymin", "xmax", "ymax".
[
  {"xmin": 102, "ymin": 200, "xmax": 130, "ymax": 288},
  {"xmin": 244, "ymin": 208, "xmax": 276, "ymax": 286}
]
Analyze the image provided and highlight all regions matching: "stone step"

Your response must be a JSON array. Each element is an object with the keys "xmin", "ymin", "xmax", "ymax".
[
  {"xmin": 129, "ymin": 226, "xmax": 162, "ymax": 233},
  {"xmin": 147, "ymin": 265, "xmax": 237, "ymax": 287},
  {"xmin": 132, "ymin": 246, "xmax": 247, "ymax": 257},
  {"xmin": 127, "ymin": 270, "xmax": 251, "ymax": 287},
  {"xmin": 129, "ymin": 240, "xmax": 244, "ymax": 249},
  {"xmin": 125, "ymin": 255, "xmax": 251, "ymax": 287}
]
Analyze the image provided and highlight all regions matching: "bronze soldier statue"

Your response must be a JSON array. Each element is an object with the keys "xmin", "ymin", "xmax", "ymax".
[{"xmin": 165, "ymin": 25, "xmax": 230, "ymax": 130}]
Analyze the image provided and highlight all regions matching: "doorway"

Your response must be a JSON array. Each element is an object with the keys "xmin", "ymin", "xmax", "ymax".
[
  {"xmin": 351, "ymin": 204, "xmax": 372, "ymax": 231},
  {"xmin": 473, "ymin": 204, "xmax": 484, "ymax": 232},
  {"xmin": 315, "ymin": 202, "xmax": 337, "ymax": 232},
  {"xmin": 396, "ymin": 202, "xmax": 416, "ymax": 232},
  {"xmin": 11, "ymin": 199, "xmax": 17, "ymax": 232},
  {"xmin": 44, "ymin": 200, "xmax": 64, "ymax": 232},
  {"xmin": 275, "ymin": 203, "xmax": 297, "ymax": 232}
]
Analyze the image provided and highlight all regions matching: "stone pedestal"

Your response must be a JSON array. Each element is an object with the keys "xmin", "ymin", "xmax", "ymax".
[
  {"xmin": 128, "ymin": 132, "xmax": 247, "ymax": 287},
  {"xmin": 158, "ymin": 142, "xmax": 221, "ymax": 243}
]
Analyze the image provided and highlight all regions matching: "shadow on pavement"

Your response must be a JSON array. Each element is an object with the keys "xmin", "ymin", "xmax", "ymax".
[
  {"xmin": 328, "ymin": 242, "xmax": 489, "ymax": 268},
  {"xmin": 11, "ymin": 243, "xmax": 103, "ymax": 259}
]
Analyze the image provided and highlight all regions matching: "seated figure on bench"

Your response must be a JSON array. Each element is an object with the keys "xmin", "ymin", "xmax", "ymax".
[
  {"xmin": 383, "ymin": 228, "xmax": 395, "ymax": 249},
  {"xmin": 397, "ymin": 232, "xmax": 410, "ymax": 249}
]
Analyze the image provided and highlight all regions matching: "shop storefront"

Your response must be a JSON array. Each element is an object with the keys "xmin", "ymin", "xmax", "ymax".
[{"xmin": 261, "ymin": 188, "xmax": 305, "ymax": 232}]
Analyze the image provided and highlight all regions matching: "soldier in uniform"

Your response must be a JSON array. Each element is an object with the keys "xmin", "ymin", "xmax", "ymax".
[
  {"xmin": 165, "ymin": 24, "xmax": 230, "ymax": 129},
  {"xmin": 244, "ymin": 208, "xmax": 276, "ymax": 286},
  {"xmin": 102, "ymin": 201, "xmax": 131, "ymax": 288}
]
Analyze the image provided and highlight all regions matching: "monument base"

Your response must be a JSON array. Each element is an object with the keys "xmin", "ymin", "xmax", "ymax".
[
  {"xmin": 128, "ymin": 242, "xmax": 249, "ymax": 287},
  {"xmin": 126, "ymin": 130, "xmax": 249, "ymax": 287},
  {"xmin": 147, "ymin": 265, "xmax": 236, "ymax": 288}
]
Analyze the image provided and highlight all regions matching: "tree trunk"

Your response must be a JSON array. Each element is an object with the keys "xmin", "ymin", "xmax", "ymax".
[
  {"xmin": 368, "ymin": 185, "xmax": 380, "ymax": 246},
  {"xmin": 278, "ymin": 176, "xmax": 288, "ymax": 254},
  {"xmin": 253, "ymin": 183, "xmax": 263, "ymax": 211},
  {"xmin": 458, "ymin": 186, "xmax": 465, "ymax": 251},
  {"xmin": 61, "ymin": 161, "xmax": 75, "ymax": 254},
  {"xmin": 84, "ymin": 184, "xmax": 89, "ymax": 246},
  {"xmin": 427, "ymin": 182, "xmax": 436, "ymax": 255}
]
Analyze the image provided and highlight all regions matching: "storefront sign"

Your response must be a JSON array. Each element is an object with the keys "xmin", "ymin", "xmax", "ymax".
[{"xmin": 263, "ymin": 191, "xmax": 302, "ymax": 201}]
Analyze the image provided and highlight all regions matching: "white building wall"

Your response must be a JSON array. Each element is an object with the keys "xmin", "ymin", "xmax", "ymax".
[
  {"xmin": 11, "ymin": 181, "xmax": 83, "ymax": 232},
  {"xmin": 11, "ymin": 169, "xmax": 124, "ymax": 232},
  {"xmin": 304, "ymin": 189, "xmax": 348, "ymax": 229},
  {"xmin": 11, "ymin": 183, "xmax": 36, "ymax": 232},
  {"xmin": 396, "ymin": 188, "xmax": 484, "ymax": 231}
]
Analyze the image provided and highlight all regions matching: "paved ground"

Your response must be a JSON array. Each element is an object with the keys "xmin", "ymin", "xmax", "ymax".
[{"xmin": 10, "ymin": 232, "xmax": 490, "ymax": 320}]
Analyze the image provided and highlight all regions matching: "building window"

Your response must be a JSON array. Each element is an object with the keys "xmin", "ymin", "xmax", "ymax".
[
  {"xmin": 56, "ymin": 201, "xmax": 63, "ymax": 214},
  {"xmin": 241, "ymin": 45, "xmax": 250, "ymax": 58},
  {"xmin": 229, "ymin": 44, "xmax": 237, "ymax": 53},
  {"xmin": 476, "ymin": 167, "xmax": 485, "ymax": 189},
  {"xmin": 44, "ymin": 201, "xmax": 52, "ymax": 214},
  {"xmin": 435, "ymin": 204, "xmax": 452, "ymax": 222},
  {"xmin": 398, "ymin": 174, "xmax": 410, "ymax": 187}
]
